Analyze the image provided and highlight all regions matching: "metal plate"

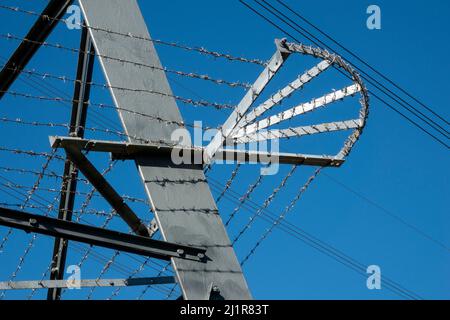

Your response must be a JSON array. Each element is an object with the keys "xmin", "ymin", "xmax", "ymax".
[{"xmin": 78, "ymin": 0, "xmax": 251, "ymax": 299}]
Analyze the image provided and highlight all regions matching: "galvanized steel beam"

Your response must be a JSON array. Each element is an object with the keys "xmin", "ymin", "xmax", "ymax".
[
  {"xmin": 78, "ymin": 0, "xmax": 251, "ymax": 299},
  {"xmin": 204, "ymin": 39, "xmax": 291, "ymax": 164}
]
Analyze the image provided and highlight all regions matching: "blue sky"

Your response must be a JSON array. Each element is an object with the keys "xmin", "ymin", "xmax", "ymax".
[{"xmin": 0, "ymin": 0, "xmax": 448, "ymax": 300}]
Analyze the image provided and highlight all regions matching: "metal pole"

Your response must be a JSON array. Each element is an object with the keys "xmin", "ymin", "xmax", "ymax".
[
  {"xmin": 0, "ymin": 0, "xmax": 74, "ymax": 99},
  {"xmin": 47, "ymin": 25, "xmax": 95, "ymax": 301}
]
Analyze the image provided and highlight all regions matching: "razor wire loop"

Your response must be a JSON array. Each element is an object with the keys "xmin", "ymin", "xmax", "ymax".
[
  {"xmin": 209, "ymin": 42, "xmax": 369, "ymax": 266},
  {"xmin": 224, "ymin": 41, "xmax": 369, "ymax": 164}
]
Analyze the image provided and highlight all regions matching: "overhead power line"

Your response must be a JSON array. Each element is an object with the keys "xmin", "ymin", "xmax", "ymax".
[
  {"xmin": 207, "ymin": 175, "xmax": 423, "ymax": 300},
  {"xmin": 239, "ymin": 0, "xmax": 450, "ymax": 149},
  {"xmin": 275, "ymin": 0, "xmax": 449, "ymax": 127},
  {"xmin": 262, "ymin": 0, "xmax": 449, "ymax": 138}
]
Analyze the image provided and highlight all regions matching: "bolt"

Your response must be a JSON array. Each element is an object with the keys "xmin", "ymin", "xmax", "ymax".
[
  {"xmin": 197, "ymin": 253, "xmax": 205, "ymax": 259},
  {"xmin": 29, "ymin": 218, "xmax": 38, "ymax": 227},
  {"xmin": 212, "ymin": 286, "xmax": 220, "ymax": 293},
  {"xmin": 177, "ymin": 249, "xmax": 185, "ymax": 256}
]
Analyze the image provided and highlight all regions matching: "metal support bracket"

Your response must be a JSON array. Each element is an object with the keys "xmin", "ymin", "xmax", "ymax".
[
  {"xmin": 0, "ymin": 207, "xmax": 207, "ymax": 262},
  {"xmin": 0, "ymin": 276, "xmax": 175, "ymax": 290},
  {"xmin": 60, "ymin": 143, "xmax": 151, "ymax": 237},
  {"xmin": 50, "ymin": 136, "xmax": 345, "ymax": 167},
  {"xmin": 203, "ymin": 39, "xmax": 291, "ymax": 164}
]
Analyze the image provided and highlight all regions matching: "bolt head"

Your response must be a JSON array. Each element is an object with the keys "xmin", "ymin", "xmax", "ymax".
[
  {"xmin": 212, "ymin": 286, "xmax": 220, "ymax": 293},
  {"xmin": 197, "ymin": 253, "xmax": 205, "ymax": 259}
]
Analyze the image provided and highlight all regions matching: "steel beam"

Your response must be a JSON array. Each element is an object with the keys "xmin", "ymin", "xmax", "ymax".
[
  {"xmin": 0, "ymin": 207, "xmax": 206, "ymax": 262},
  {"xmin": 0, "ymin": 276, "xmax": 175, "ymax": 290},
  {"xmin": 79, "ymin": 0, "xmax": 252, "ymax": 299},
  {"xmin": 204, "ymin": 39, "xmax": 291, "ymax": 164},
  {"xmin": 0, "ymin": 0, "xmax": 73, "ymax": 99},
  {"xmin": 62, "ymin": 144, "xmax": 151, "ymax": 237},
  {"xmin": 48, "ymin": 25, "xmax": 95, "ymax": 301},
  {"xmin": 50, "ymin": 136, "xmax": 345, "ymax": 167}
]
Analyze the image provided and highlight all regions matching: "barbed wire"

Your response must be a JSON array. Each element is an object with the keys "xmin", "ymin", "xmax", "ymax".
[
  {"xmin": 0, "ymin": 201, "xmax": 131, "ymax": 220},
  {"xmin": 89, "ymin": 216, "xmax": 177, "ymax": 299},
  {"xmin": 136, "ymin": 261, "xmax": 173, "ymax": 300},
  {"xmin": 0, "ymin": 165, "xmax": 88, "ymax": 184},
  {"xmin": 240, "ymin": 168, "xmax": 322, "ymax": 266},
  {"xmin": 0, "ymin": 90, "xmax": 227, "ymax": 146},
  {"xmin": 164, "ymin": 283, "xmax": 179, "ymax": 300},
  {"xmin": 224, "ymin": 174, "xmax": 265, "ymax": 227},
  {"xmin": 107, "ymin": 257, "xmax": 149, "ymax": 299},
  {"xmin": 214, "ymin": 163, "xmax": 241, "ymax": 204},
  {"xmin": 0, "ymin": 150, "xmax": 59, "ymax": 299},
  {"xmin": 3, "ymin": 192, "xmax": 61, "ymax": 299},
  {"xmin": 67, "ymin": 243, "xmax": 174, "ymax": 298},
  {"xmin": 0, "ymin": 173, "xmax": 168, "ymax": 299},
  {"xmin": 0, "ymin": 4, "xmax": 267, "ymax": 67},
  {"xmin": 109, "ymin": 233, "xmax": 177, "ymax": 299},
  {"xmin": 0, "ymin": 149, "xmax": 58, "ymax": 252},
  {"xmin": 86, "ymin": 251, "xmax": 121, "ymax": 299},
  {"xmin": 0, "ymin": 65, "xmax": 236, "ymax": 110},
  {"xmin": 0, "ymin": 156, "xmax": 170, "ymax": 299},
  {"xmin": 0, "ymin": 33, "xmax": 251, "ymax": 90},
  {"xmin": 232, "ymin": 165, "xmax": 297, "ymax": 245},
  {"xmin": 0, "ymin": 112, "xmax": 218, "ymax": 143},
  {"xmin": 0, "ymin": 145, "xmax": 65, "ymax": 161},
  {"xmin": 0, "ymin": 180, "xmax": 150, "ymax": 206}
]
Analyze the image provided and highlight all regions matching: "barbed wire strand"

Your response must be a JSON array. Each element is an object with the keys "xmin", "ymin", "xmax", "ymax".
[
  {"xmin": 0, "ymin": 33, "xmax": 251, "ymax": 90},
  {"xmin": 240, "ymin": 167, "xmax": 322, "ymax": 265},
  {"xmin": 0, "ymin": 150, "xmax": 59, "ymax": 299},
  {"xmin": 0, "ymin": 149, "xmax": 58, "ymax": 253},
  {"xmin": 0, "ymin": 65, "xmax": 237, "ymax": 110},
  {"xmin": 224, "ymin": 174, "xmax": 265, "ymax": 227},
  {"xmin": 214, "ymin": 163, "xmax": 242, "ymax": 204},
  {"xmin": 232, "ymin": 165, "xmax": 297, "ymax": 245},
  {"xmin": 0, "ymin": 4, "xmax": 267, "ymax": 67}
]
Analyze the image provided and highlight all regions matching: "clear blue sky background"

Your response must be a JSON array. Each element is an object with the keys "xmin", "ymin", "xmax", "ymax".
[{"xmin": 0, "ymin": 0, "xmax": 448, "ymax": 300}]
